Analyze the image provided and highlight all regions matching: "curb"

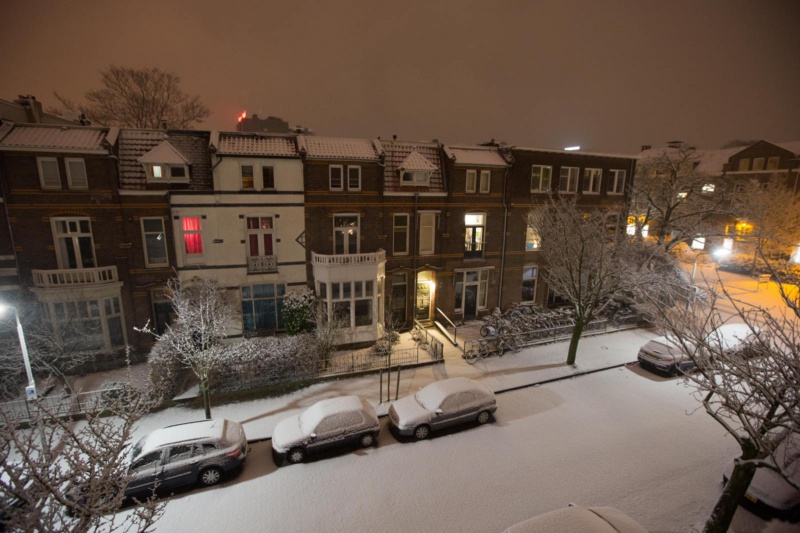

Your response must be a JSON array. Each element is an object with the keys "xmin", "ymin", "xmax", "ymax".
[{"xmin": 245, "ymin": 359, "xmax": 639, "ymax": 445}]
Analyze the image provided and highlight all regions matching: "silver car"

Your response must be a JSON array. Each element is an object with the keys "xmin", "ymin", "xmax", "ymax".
[
  {"xmin": 272, "ymin": 395, "xmax": 380, "ymax": 465},
  {"xmin": 388, "ymin": 377, "xmax": 497, "ymax": 440},
  {"xmin": 126, "ymin": 419, "xmax": 248, "ymax": 495}
]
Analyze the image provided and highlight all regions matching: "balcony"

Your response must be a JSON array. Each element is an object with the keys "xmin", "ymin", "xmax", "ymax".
[
  {"xmin": 247, "ymin": 255, "xmax": 278, "ymax": 274},
  {"xmin": 32, "ymin": 266, "xmax": 119, "ymax": 288},
  {"xmin": 311, "ymin": 249, "xmax": 386, "ymax": 266}
]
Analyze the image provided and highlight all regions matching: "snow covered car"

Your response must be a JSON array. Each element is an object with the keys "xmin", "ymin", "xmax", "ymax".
[
  {"xmin": 503, "ymin": 505, "xmax": 648, "ymax": 533},
  {"xmin": 722, "ymin": 432, "xmax": 800, "ymax": 517},
  {"xmin": 637, "ymin": 323, "xmax": 758, "ymax": 375},
  {"xmin": 388, "ymin": 377, "xmax": 496, "ymax": 440},
  {"xmin": 272, "ymin": 395, "xmax": 380, "ymax": 465},
  {"xmin": 126, "ymin": 419, "xmax": 248, "ymax": 495}
]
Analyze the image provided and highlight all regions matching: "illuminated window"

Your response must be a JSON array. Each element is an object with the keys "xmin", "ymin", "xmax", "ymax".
[
  {"xmin": 241, "ymin": 164, "xmax": 255, "ymax": 190},
  {"xmin": 767, "ymin": 156, "xmax": 780, "ymax": 170},
  {"xmin": 691, "ymin": 237, "xmax": 706, "ymax": 250},
  {"xmin": 735, "ymin": 221, "xmax": 753, "ymax": 236},
  {"xmin": 792, "ymin": 245, "xmax": 800, "ymax": 263},
  {"xmin": 531, "ymin": 165, "xmax": 552, "ymax": 193},
  {"xmin": 181, "ymin": 217, "xmax": 204, "ymax": 256},
  {"xmin": 525, "ymin": 226, "xmax": 541, "ymax": 250},
  {"xmin": 752, "ymin": 158, "xmax": 765, "ymax": 171},
  {"xmin": 146, "ymin": 164, "xmax": 188, "ymax": 182},
  {"xmin": 333, "ymin": 214, "xmax": 359, "ymax": 254},
  {"xmin": 702, "ymin": 183, "xmax": 716, "ymax": 193},
  {"xmin": 464, "ymin": 213, "xmax": 485, "ymax": 258},
  {"xmin": 737, "ymin": 159, "xmax": 750, "ymax": 171},
  {"xmin": 723, "ymin": 238, "xmax": 734, "ymax": 251},
  {"xmin": 152, "ymin": 165, "xmax": 163, "ymax": 178},
  {"xmin": 677, "ymin": 191, "xmax": 688, "ymax": 199}
]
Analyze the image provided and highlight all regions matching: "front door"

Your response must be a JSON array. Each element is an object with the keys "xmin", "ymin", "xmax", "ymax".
[
  {"xmin": 416, "ymin": 282, "xmax": 431, "ymax": 321},
  {"xmin": 464, "ymin": 285, "xmax": 478, "ymax": 318}
]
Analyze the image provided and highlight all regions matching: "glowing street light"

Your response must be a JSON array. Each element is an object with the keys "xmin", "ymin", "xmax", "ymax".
[
  {"xmin": 564, "ymin": 146, "xmax": 581, "ymax": 151},
  {"xmin": 0, "ymin": 303, "xmax": 36, "ymax": 400},
  {"xmin": 692, "ymin": 248, "xmax": 731, "ymax": 280}
]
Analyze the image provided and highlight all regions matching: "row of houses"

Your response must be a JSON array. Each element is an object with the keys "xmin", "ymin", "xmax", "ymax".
[{"xmin": 0, "ymin": 119, "xmax": 636, "ymax": 354}]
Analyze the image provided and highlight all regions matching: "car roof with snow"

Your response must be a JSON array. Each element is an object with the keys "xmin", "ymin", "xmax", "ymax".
[
  {"xmin": 706, "ymin": 323, "xmax": 758, "ymax": 351},
  {"xmin": 504, "ymin": 506, "xmax": 648, "ymax": 533},
  {"xmin": 416, "ymin": 378, "xmax": 492, "ymax": 410},
  {"xmin": 299, "ymin": 396, "xmax": 376, "ymax": 432},
  {"xmin": 136, "ymin": 419, "xmax": 228, "ymax": 457}
]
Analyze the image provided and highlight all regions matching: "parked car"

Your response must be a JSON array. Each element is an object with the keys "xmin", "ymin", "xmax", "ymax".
[
  {"xmin": 388, "ymin": 377, "xmax": 496, "ymax": 440},
  {"xmin": 503, "ymin": 505, "xmax": 648, "ymax": 533},
  {"xmin": 638, "ymin": 323, "xmax": 759, "ymax": 375},
  {"xmin": 272, "ymin": 395, "xmax": 379, "ymax": 465},
  {"xmin": 722, "ymin": 431, "xmax": 800, "ymax": 518},
  {"xmin": 126, "ymin": 419, "xmax": 248, "ymax": 495}
]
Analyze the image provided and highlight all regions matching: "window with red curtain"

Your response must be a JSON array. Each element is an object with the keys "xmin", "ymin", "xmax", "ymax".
[{"xmin": 182, "ymin": 217, "xmax": 203, "ymax": 254}]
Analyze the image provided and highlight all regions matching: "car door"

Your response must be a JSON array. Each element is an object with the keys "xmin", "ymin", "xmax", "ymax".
[
  {"xmin": 160, "ymin": 443, "xmax": 197, "ymax": 490},
  {"xmin": 432, "ymin": 393, "xmax": 469, "ymax": 430},
  {"xmin": 127, "ymin": 450, "xmax": 164, "ymax": 495},
  {"xmin": 307, "ymin": 416, "xmax": 343, "ymax": 453}
]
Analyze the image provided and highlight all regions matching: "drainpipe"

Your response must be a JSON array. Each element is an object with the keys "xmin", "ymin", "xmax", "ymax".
[
  {"xmin": 497, "ymin": 165, "xmax": 510, "ymax": 309},
  {"xmin": 412, "ymin": 192, "xmax": 419, "ymax": 325}
]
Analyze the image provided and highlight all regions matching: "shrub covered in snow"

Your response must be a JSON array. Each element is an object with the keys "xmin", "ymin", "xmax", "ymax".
[{"xmin": 282, "ymin": 288, "xmax": 317, "ymax": 335}]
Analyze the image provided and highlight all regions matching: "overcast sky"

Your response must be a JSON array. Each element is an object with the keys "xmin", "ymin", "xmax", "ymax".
[{"xmin": 1, "ymin": 0, "xmax": 798, "ymax": 153}]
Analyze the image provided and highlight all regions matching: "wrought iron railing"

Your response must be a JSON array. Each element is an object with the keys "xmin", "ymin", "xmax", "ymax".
[
  {"xmin": 0, "ymin": 388, "xmax": 124, "ymax": 424},
  {"xmin": 247, "ymin": 255, "xmax": 278, "ymax": 273}
]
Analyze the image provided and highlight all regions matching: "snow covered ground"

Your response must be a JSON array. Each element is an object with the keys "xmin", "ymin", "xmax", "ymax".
[{"xmin": 124, "ymin": 364, "xmax": 792, "ymax": 533}]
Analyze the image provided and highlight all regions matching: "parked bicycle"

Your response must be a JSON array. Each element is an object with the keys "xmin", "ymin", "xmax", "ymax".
[{"xmin": 464, "ymin": 329, "xmax": 519, "ymax": 364}]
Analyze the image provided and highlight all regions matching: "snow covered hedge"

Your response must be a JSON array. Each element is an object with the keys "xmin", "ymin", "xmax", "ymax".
[{"xmin": 282, "ymin": 288, "xmax": 316, "ymax": 335}]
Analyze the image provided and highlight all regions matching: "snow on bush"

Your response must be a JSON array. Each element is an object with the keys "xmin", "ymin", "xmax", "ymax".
[{"xmin": 282, "ymin": 288, "xmax": 316, "ymax": 335}]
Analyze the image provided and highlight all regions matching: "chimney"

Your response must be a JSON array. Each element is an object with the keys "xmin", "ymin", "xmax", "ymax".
[
  {"xmin": 15, "ymin": 95, "xmax": 43, "ymax": 123},
  {"xmin": 160, "ymin": 119, "xmax": 168, "ymax": 130},
  {"xmin": 641, "ymin": 145, "xmax": 651, "ymax": 151},
  {"xmin": 392, "ymin": 134, "xmax": 397, "ymax": 141}
]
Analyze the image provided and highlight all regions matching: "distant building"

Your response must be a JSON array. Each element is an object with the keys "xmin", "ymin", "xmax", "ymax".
[
  {"xmin": 236, "ymin": 114, "xmax": 291, "ymax": 134},
  {"xmin": 0, "ymin": 95, "xmax": 80, "ymax": 126}
]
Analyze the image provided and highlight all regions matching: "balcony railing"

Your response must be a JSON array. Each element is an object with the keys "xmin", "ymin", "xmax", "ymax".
[
  {"xmin": 247, "ymin": 255, "xmax": 278, "ymax": 273},
  {"xmin": 311, "ymin": 249, "xmax": 386, "ymax": 266},
  {"xmin": 32, "ymin": 266, "xmax": 118, "ymax": 288}
]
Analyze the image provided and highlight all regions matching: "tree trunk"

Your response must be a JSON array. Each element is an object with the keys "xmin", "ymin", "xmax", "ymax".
[
  {"xmin": 703, "ymin": 458, "xmax": 757, "ymax": 533},
  {"xmin": 201, "ymin": 381, "xmax": 212, "ymax": 420},
  {"xmin": 566, "ymin": 319, "xmax": 585, "ymax": 366}
]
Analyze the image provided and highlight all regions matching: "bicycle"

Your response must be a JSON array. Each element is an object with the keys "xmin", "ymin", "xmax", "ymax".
[{"xmin": 464, "ymin": 329, "xmax": 519, "ymax": 364}]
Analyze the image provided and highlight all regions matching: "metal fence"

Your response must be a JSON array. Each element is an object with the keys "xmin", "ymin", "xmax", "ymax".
[
  {"xmin": 0, "ymin": 388, "xmax": 124, "ymax": 425},
  {"xmin": 464, "ymin": 319, "xmax": 621, "ymax": 356},
  {"xmin": 214, "ymin": 346, "xmax": 422, "ymax": 393}
]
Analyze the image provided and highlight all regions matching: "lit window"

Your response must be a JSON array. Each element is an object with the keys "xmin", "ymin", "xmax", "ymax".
[
  {"xmin": 525, "ymin": 226, "xmax": 541, "ymax": 250},
  {"xmin": 241, "ymin": 165, "xmax": 255, "ymax": 190},
  {"xmin": 767, "ymin": 156, "xmax": 780, "ymax": 170},
  {"xmin": 181, "ymin": 217, "xmax": 204, "ymax": 256},
  {"xmin": 792, "ymin": 245, "xmax": 800, "ymax": 263},
  {"xmin": 152, "ymin": 165, "xmax": 163, "ymax": 178},
  {"xmin": 531, "ymin": 165, "xmax": 552, "ymax": 193},
  {"xmin": 702, "ymin": 183, "xmax": 716, "ymax": 193},
  {"xmin": 691, "ymin": 237, "xmax": 706, "ymax": 250},
  {"xmin": 723, "ymin": 238, "xmax": 734, "ymax": 251},
  {"xmin": 752, "ymin": 157, "xmax": 765, "ymax": 171},
  {"xmin": 737, "ymin": 159, "xmax": 750, "ymax": 171},
  {"xmin": 464, "ymin": 213, "xmax": 485, "ymax": 258},
  {"xmin": 677, "ymin": 191, "xmax": 688, "ymax": 199},
  {"xmin": 141, "ymin": 217, "xmax": 168, "ymax": 267},
  {"xmin": 558, "ymin": 167, "xmax": 579, "ymax": 193},
  {"xmin": 333, "ymin": 214, "xmax": 359, "ymax": 254}
]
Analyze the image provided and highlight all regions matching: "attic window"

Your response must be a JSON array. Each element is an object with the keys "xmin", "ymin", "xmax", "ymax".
[
  {"xmin": 702, "ymin": 183, "xmax": 715, "ymax": 193},
  {"xmin": 145, "ymin": 163, "xmax": 189, "ymax": 183},
  {"xmin": 400, "ymin": 170, "xmax": 430, "ymax": 186}
]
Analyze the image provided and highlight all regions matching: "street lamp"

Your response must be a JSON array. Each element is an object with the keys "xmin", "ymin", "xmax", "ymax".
[
  {"xmin": 0, "ymin": 303, "xmax": 37, "ymax": 400},
  {"xmin": 692, "ymin": 248, "xmax": 731, "ymax": 280}
]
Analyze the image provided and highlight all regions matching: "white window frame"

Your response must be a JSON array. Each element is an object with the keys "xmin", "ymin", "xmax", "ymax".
[
  {"xmin": 401, "ymin": 170, "xmax": 431, "ymax": 186},
  {"xmin": 464, "ymin": 212, "xmax": 485, "ymax": 258},
  {"xmin": 240, "ymin": 163, "xmax": 256, "ymax": 190},
  {"xmin": 333, "ymin": 213, "xmax": 360, "ymax": 255},
  {"xmin": 453, "ymin": 268, "xmax": 491, "ymax": 313},
  {"xmin": 330, "ymin": 165, "xmax": 344, "ymax": 191},
  {"xmin": 522, "ymin": 265, "xmax": 538, "ymax": 302},
  {"xmin": 465, "ymin": 170, "xmax": 477, "ymax": 193},
  {"xmin": 347, "ymin": 165, "xmax": 361, "ymax": 191},
  {"xmin": 326, "ymin": 279, "xmax": 375, "ymax": 329},
  {"xmin": 51, "ymin": 217, "xmax": 96, "ymax": 270},
  {"xmin": 559, "ymin": 166, "xmax": 579, "ymax": 193},
  {"xmin": 752, "ymin": 157, "xmax": 765, "ymax": 171},
  {"xmin": 140, "ymin": 217, "xmax": 169, "ymax": 268},
  {"xmin": 44, "ymin": 294, "xmax": 127, "ymax": 350},
  {"xmin": 582, "ymin": 168, "xmax": 602, "ymax": 194},
  {"xmin": 479, "ymin": 170, "xmax": 491, "ymax": 193},
  {"xmin": 525, "ymin": 226, "xmax": 541, "ymax": 250},
  {"xmin": 767, "ymin": 156, "xmax": 780, "ymax": 170},
  {"xmin": 609, "ymin": 169, "xmax": 626, "ymax": 195},
  {"xmin": 65, "ymin": 158, "xmax": 88, "ymax": 190},
  {"xmin": 179, "ymin": 215, "xmax": 205, "ymax": 264},
  {"xmin": 144, "ymin": 163, "xmax": 189, "ymax": 184},
  {"xmin": 531, "ymin": 165, "xmax": 552, "ymax": 193},
  {"xmin": 261, "ymin": 165, "xmax": 275, "ymax": 190},
  {"xmin": 737, "ymin": 159, "xmax": 750, "ymax": 171},
  {"xmin": 419, "ymin": 212, "xmax": 436, "ymax": 256},
  {"xmin": 393, "ymin": 214, "xmax": 409, "ymax": 256},
  {"xmin": 245, "ymin": 216, "xmax": 275, "ymax": 258},
  {"xmin": 37, "ymin": 157, "xmax": 61, "ymax": 189}
]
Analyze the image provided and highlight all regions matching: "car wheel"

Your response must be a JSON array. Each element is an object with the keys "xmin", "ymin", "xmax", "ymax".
[
  {"xmin": 287, "ymin": 448, "xmax": 306, "ymax": 464},
  {"xmin": 476, "ymin": 410, "xmax": 491, "ymax": 425},
  {"xmin": 199, "ymin": 467, "xmax": 223, "ymax": 487},
  {"xmin": 360, "ymin": 433, "xmax": 376, "ymax": 447},
  {"xmin": 413, "ymin": 425, "xmax": 430, "ymax": 440}
]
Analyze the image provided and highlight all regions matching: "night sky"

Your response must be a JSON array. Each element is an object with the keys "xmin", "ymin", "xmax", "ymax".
[{"xmin": 1, "ymin": 0, "xmax": 798, "ymax": 153}]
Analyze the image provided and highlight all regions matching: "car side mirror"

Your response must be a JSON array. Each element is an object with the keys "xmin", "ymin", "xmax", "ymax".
[
  {"xmin": 435, "ymin": 409, "xmax": 443, "ymax": 415},
  {"xmin": 310, "ymin": 433, "xmax": 317, "ymax": 440}
]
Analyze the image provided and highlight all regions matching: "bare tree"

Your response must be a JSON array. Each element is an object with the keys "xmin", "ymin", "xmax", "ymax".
[
  {"xmin": 54, "ymin": 66, "xmax": 210, "ymax": 129},
  {"xmin": 527, "ymin": 196, "xmax": 676, "ymax": 365},
  {"xmin": 0, "ymin": 361, "xmax": 163, "ymax": 533},
  {"xmin": 138, "ymin": 277, "xmax": 235, "ymax": 419},
  {"xmin": 651, "ymin": 269, "xmax": 800, "ymax": 533},
  {"xmin": 632, "ymin": 142, "xmax": 735, "ymax": 251},
  {"xmin": 313, "ymin": 302, "xmax": 347, "ymax": 369}
]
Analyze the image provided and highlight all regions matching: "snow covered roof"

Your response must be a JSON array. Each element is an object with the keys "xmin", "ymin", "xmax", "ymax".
[
  {"xmin": 382, "ymin": 140, "xmax": 446, "ymax": 193},
  {"xmin": 297, "ymin": 135, "xmax": 382, "ymax": 161},
  {"xmin": 415, "ymin": 377, "xmax": 491, "ymax": 410},
  {"xmin": 298, "ymin": 395, "xmax": 371, "ymax": 433},
  {"xmin": 444, "ymin": 145, "xmax": 510, "ymax": 167},
  {"xmin": 117, "ymin": 128, "xmax": 212, "ymax": 189},
  {"xmin": 137, "ymin": 419, "xmax": 227, "ymax": 457},
  {"xmin": 773, "ymin": 140, "xmax": 800, "ymax": 155},
  {"xmin": 138, "ymin": 140, "xmax": 190, "ymax": 165},
  {"xmin": 514, "ymin": 146, "xmax": 637, "ymax": 160},
  {"xmin": 640, "ymin": 140, "xmax": 800, "ymax": 176},
  {"xmin": 0, "ymin": 123, "xmax": 112, "ymax": 154},
  {"xmin": 215, "ymin": 132, "xmax": 299, "ymax": 157}
]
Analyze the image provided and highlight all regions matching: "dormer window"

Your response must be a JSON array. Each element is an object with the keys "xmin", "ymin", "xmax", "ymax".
[
  {"xmin": 139, "ymin": 140, "xmax": 191, "ymax": 184},
  {"xmin": 145, "ymin": 164, "xmax": 189, "ymax": 182},
  {"xmin": 400, "ymin": 170, "xmax": 431, "ymax": 185}
]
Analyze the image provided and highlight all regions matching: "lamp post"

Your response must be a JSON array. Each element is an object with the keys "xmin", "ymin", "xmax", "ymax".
[{"xmin": 0, "ymin": 303, "xmax": 48, "ymax": 455}]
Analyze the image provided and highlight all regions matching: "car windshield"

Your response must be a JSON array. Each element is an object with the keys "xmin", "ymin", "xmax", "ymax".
[
  {"xmin": 414, "ymin": 388, "xmax": 443, "ymax": 411},
  {"xmin": 130, "ymin": 436, "xmax": 147, "ymax": 461}
]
